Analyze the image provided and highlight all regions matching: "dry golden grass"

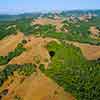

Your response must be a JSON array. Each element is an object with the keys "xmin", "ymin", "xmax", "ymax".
[
  {"xmin": 0, "ymin": 34, "xmax": 75, "ymax": 100},
  {"xmin": 0, "ymin": 72, "xmax": 27, "ymax": 100},
  {"xmin": 9, "ymin": 36, "xmax": 60, "ymax": 68},
  {"xmin": 3, "ymin": 72, "xmax": 75, "ymax": 100},
  {"xmin": 0, "ymin": 34, "xmax": 81, "ymax": 100},
  {"xmin": 0, "ymin": 32, "xmax": 24, "ymax": 56},
  {"xmin": 32, "ymin": 18, "xmax": 63, "ymax": 32}
]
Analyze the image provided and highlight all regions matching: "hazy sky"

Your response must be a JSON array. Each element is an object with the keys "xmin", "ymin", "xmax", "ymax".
[{"xmin": 0, "ymin": 0, "xmax": 100, "ymax": 14}]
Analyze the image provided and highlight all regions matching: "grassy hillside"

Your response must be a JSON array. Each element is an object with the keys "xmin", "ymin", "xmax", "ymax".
[
  {"xmin": 0, "ymin": 13, "xmax": 100, "ymax": 45},
  {"xmin": 41, "ymin": 41, "xmax": 100, "ymax": 100},
  {"xmin": 0, "ymin": 11, "xmax": 100, "ymax": 100}
]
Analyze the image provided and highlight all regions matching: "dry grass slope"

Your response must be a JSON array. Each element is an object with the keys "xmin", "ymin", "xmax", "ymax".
[
  {"xmin": 3, "ymin": 72, "xmax": 75, "ymax": 100},
  {"xmin": 0, "ymin": 32, "xmax": 24, "ymax": 56},
  {"xmin": 0, "ymin": 34, "xmax": 75, "ymax": 100},
  {"xmin": 9, "ymin": 36, "xmax": 60, "ymax": 68}
]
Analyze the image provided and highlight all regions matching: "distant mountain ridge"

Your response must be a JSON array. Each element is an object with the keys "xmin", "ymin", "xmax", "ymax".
[
  {"xmin": 0, "ymin": 12, "xmax": 42, "ymax": 21},
  {"xmin": 60, "ymin": 9, "xmax": 100, "ymax": 16},
  {"xmin": 0, "ymin": 9, "xmax": 100, "ymax": 21}
]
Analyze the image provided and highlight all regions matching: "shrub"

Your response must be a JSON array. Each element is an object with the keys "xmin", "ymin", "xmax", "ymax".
[
  {"xmin": 22, "ymin": 39, "xmax": 27, "ymax": 44},
  {"xmin": 49, "ymin": 51, "xmax": 55, "ymax": 58},
  {"xmin": 14, "ymin": 95, "xmax": 22, "ymax": 100},
  {"xmin": 0, "ymin": 64, "xmax": 36, "ymax": 87},
  {"xmin": 0, "ymin": 24, "xmax": 17, "ymax": 40},
  {"xmin": 0, "ymin": 64, "xmax": 18, "ymax": 86},
  {"xmin": 18, "ymin": 64, "xmax": 36, "ymax": 76},
  {"xmin": 39, "ymin": 64, "xmax": 45, "ymax": 72}
]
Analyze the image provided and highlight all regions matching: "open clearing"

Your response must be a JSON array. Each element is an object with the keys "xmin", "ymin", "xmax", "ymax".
[{"xmin": 3, "ymin": 71, "xmax": 75, "ymax": 100}]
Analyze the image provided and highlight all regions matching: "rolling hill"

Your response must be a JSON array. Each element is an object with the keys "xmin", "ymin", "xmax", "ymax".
[{"xmin": 0, "ymin": 10, "xmax": 100, "ymax": 100}]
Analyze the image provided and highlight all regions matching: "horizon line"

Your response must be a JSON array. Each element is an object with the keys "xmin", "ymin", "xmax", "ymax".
[{"xmin": 0, "ymin": 8, "xmax": 100, "ymax": 15}]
